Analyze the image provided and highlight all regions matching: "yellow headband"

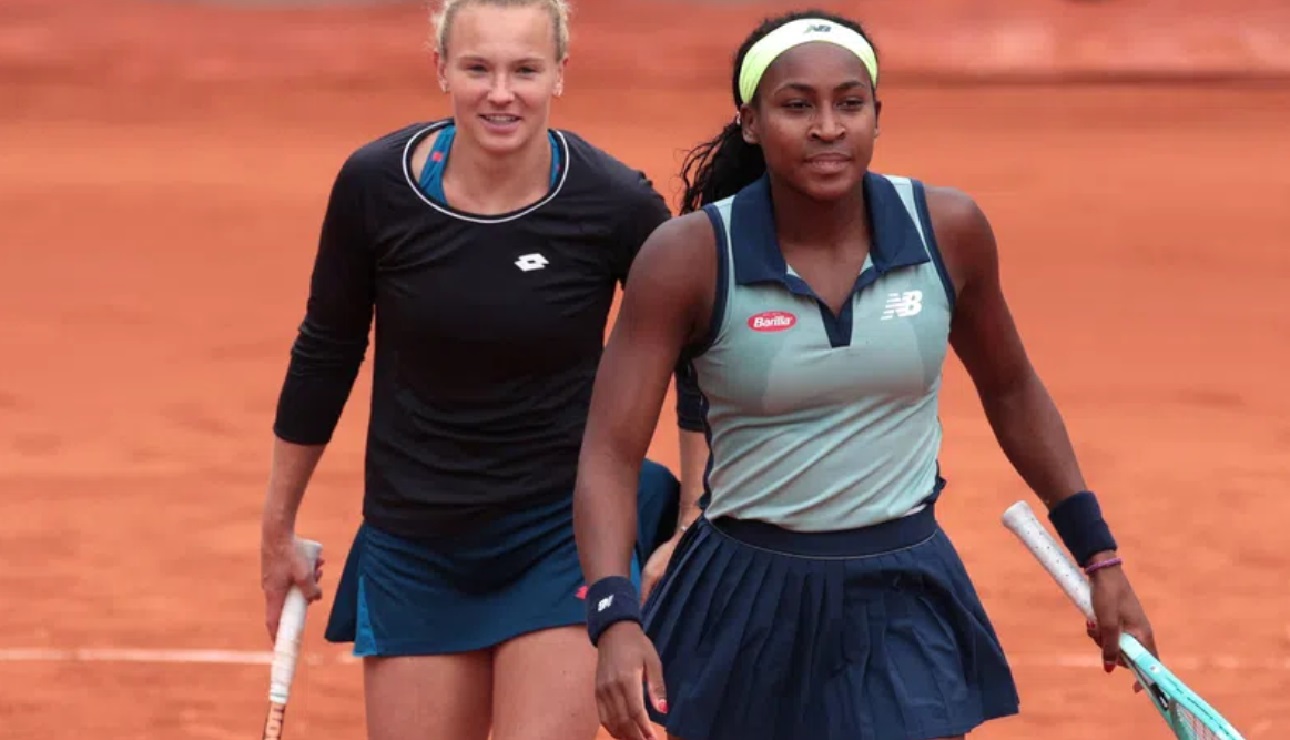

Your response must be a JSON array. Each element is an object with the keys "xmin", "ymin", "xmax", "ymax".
[{"xmin": 737, "ymin": 18, "xmax": 878, "ymax": 105}]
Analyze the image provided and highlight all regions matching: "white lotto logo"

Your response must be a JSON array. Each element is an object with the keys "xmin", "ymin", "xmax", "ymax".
[
  {"xmin": 515, "ymin": 253, "xmax": 549, "ymax": 272},
  {"xmin": 881, "ymin": 290, "xmax": 923, "ymax": 320},
  {"xmin": 597, "ymin": 596, "xmax": 614, "ymax": 612}
]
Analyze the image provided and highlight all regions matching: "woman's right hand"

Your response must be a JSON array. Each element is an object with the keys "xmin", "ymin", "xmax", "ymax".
[
  {"xmin": 595, "ymin": 621, "xmax": 668, "ymax": 740},
  {"xmin": 260, "ymin": 533, "xmax": 325, "ymax": 641}
]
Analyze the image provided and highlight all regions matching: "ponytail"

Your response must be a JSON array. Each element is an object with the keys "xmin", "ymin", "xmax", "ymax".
[{"xmin": 677, "ymin": 119, "xmax": 766, "ymax": 215}]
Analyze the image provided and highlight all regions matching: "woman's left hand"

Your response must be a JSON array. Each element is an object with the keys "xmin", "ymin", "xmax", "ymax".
[
  {"xmin": 640, "ymin": 535, "xmax": 680, "ymax": 604},
  {"xmin": 1085, "ymin": 555, "xmax": 1158, "ymax": 689}
]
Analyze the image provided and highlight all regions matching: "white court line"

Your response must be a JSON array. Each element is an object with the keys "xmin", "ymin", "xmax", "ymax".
[
  {"xmin": 0, "ymin": 648, "xmax": 322, "ymax": 666},
  {"xmin": 0, "ymin": 648, "xmax": 1287, "ymax": 671}
]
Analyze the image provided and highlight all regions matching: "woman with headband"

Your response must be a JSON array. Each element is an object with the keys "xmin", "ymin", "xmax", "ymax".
[{"xmin": 572, "ymin": 9, "xmax": 1159, "ymax": 740}]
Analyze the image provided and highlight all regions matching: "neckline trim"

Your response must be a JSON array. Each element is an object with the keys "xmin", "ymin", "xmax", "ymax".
[{"xmin": 400, "ymin": 120, "xmax": 571, "ymax": 224}]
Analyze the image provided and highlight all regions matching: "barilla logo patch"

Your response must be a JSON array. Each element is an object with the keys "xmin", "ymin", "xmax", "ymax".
[{"xmin": 747, "ymin": 311, "xmax": 797, "ymax": 332}]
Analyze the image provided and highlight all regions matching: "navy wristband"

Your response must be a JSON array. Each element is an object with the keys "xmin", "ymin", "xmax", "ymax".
[
  {"xmin": 1048, "ymin": 490, "xmax": 1118, "ymax": 567},
  {"xmin": 585, "ymin": 576, "xmax": 642, "ymax": 647}
]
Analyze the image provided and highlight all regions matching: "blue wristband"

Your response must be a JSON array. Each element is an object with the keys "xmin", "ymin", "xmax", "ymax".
[
  {"xmin": 584, "ymin": 576, "xmax": 642, "ymax": 647},
  {"xmin": 1047, "ymin": 490, "xmax": 1118, "ymax": 567}
]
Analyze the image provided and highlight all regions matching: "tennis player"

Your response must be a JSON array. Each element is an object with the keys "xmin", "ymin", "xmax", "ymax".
[
  {"xmin": 259, "ymin": 2, "xmax": 705, "ymax": 739},
  {"xmin": 573, "ymin": 9, "xmax": 1160, "ymax": 740}
]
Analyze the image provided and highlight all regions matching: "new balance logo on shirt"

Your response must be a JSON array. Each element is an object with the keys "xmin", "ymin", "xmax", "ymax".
[{"xmin": 881, "ymin": 290, "xmax": 923, "ymax": 320}]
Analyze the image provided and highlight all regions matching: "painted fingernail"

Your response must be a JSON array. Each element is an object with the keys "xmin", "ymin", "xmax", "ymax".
[
  {"xmin": 1104, "ymin": 662, "xmax": 1116, "ymax": 673},
  {"xmin": 658, "ymin": 700, "xmax": 668, "ymax": 713}
]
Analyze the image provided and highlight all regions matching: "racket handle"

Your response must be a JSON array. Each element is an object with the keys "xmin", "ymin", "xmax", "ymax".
[
  {"xmin": 1001, "ymin": 501, "xmax": 1096, "ymax": 621},
  {"xmin": 268, "ymin": 538, "xmax": 322, "ymax": 705},
  {"xmin": 262, "ymin": 701, "xmax": 287, "ymax": 740}
]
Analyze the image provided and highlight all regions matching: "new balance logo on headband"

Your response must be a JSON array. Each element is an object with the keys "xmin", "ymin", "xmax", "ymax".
[{"xmin": 738, "ymin": 18, "xmax": 879, "ymax": 104}]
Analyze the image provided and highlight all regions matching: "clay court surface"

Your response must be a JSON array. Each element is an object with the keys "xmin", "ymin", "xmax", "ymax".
[{"xmin": 2, "ymin": 0, "xmax": 1289, "ymax": 737}]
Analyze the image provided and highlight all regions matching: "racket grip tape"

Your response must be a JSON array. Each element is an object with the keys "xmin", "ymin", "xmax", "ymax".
[
  {"xmin": 268, "ymin": 538, "xmax": 322, "ymax": 705},
  {"xmin": 1001, "ymin": 501, "xmax": 1097, "ymax": 621}
]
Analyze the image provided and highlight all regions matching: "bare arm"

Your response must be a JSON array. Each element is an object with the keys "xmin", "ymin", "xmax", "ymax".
[
  {"xmin": 574, "ymin": 212, "xmax": 715, "ymax": 584},
  {"xmin": 262, "ymin": 439, "xmax": 326, "ymax": 542},
  {"xmin": 930, "ymin": 185, "xmax": 1157, "ymax": 670},
  {"xmin": 931, "ymin": 187, "xmax": 1089, "ymax": 511}
]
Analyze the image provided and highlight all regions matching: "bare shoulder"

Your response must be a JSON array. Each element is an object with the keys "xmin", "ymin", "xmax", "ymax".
[
  {"xmin": 620, "ymin": 209, "xmax": 718, "ymax": 346},
  {"xmin": 922, "ymin": 183, "xmax": 1000, "ymax": 291},
  {"xmin": 629, "ymin": 210, "xmax": 718, "ymax": 286},
  {"xmin": 924, "ymin": 184, "xmax": 994, "ymax": 246}
]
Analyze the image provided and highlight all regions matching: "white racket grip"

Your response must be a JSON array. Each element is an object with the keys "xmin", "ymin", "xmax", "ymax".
[
  {"xmin": 268, "ymin": 538, "xmax": 322, "ymax": 705},
  {"xmin": 1001, "ymin": 501, "xmax": 1096, "ymax": 622}
]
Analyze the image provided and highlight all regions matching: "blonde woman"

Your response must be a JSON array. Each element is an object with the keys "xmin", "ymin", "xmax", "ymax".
[{"xmin": 259, "ymin": 1, "xmax": 705, "ymax": 738}]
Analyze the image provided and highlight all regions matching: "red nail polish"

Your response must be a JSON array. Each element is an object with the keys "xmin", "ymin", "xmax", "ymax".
[{"xmin": 658, "ymin": 700, "xmax": 668, "ymax": 713}]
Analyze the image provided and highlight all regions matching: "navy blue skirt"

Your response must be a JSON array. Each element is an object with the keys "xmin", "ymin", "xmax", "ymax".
[
  {"xmin": 324, "ymin": 459, "xmax": 679, "ymax": 656},
  {"xmin": 642, "ymin": 504, "xmax": 1019, "ymax": 740}
]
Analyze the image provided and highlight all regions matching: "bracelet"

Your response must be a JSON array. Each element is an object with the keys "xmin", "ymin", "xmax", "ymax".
[
  {"xmin": 1047, "ymin": 490, "xmax": 1118, "ymax": 567},
  {"xmin": 584, "ymin": 576, "xmax": 642, "ymax": 647},
  {"xmin": 1084, "ymin": 556, "xmax": 1123, "ymax": 576}
]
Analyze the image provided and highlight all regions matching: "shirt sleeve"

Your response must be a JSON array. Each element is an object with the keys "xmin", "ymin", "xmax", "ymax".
[
  {"xmin": 609, "ymin": 173, "xmax": 706, "ymax": 432},
  {"xmin": 272, "ymin": 157, "xmax": 375, "ymax": 445},
  {"xmin": 610, "ymin": 171, "xmax": 673, "ymax": 287}
]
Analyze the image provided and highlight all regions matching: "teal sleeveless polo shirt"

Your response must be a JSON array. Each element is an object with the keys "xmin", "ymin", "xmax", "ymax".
[{"xmin": 683, "ymin": 172, "xmax": 956, "ymax": 531}]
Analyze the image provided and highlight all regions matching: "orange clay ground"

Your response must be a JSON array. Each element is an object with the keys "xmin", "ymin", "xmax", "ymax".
[{"xmin": 2, "ymin": 0, "xmax": 1288, "ymax": 738}]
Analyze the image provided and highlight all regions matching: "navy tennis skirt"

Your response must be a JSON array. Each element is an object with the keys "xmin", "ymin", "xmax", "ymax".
[
  {"xmin": 642, "ymin": 502, "xmax": 1020, "ymax": 740},
  {"xmin": 323, "ymin": 459, "xmax": 680, "ymax": 656}
]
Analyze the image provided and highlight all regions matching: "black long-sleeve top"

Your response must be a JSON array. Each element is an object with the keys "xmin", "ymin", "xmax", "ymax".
[{"xmin": 273, "ymin": 120, "xmax": 704, "ymax": 538}]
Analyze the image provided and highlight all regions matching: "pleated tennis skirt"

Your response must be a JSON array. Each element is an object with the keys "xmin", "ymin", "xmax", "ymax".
[
  {"xmin": 642, "ymin": 503, "xmax": 1020, "ymax": 740},
  {"xmin": 323, "ymin": 459, "xmax": 680, "ymax": 656}
]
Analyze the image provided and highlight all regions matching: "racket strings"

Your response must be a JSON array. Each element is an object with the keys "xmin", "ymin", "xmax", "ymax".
[{"xmin": 1173, "ymin": 701, "xmax": 1227, "ymax": 740}]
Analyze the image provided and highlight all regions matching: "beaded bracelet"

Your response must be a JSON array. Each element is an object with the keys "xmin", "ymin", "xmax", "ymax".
[{"xmin": 1084, "ymin": 556, "xmax": 1123, "ymax": 576}]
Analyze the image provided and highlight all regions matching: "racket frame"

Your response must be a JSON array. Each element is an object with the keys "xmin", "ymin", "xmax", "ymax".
[{"xmin": 1001, "ymin": 500, "xmax": 1245, "ymax": 740}]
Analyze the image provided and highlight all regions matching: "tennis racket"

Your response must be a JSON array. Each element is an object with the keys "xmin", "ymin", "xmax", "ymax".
[
  {"xmin": 262, "ymin": 538, "xmax": 323, "ymax": 740},
  {"xmin": 1001, "ymin": 500, "xmax": 1246, "ymax": 740}
]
